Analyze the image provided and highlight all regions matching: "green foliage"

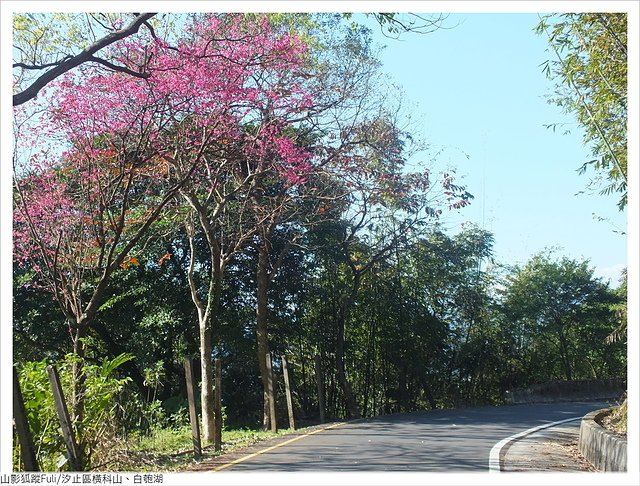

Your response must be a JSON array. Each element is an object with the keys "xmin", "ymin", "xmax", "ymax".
[
  {"xmin": 15, "ymin": 360, "xmax": 60, "ymax": 468},
  {"xmin": 606, "ymin": 269, "xmax": 627, "ymax": 344},
  {"xmin": 14, "ymin": 353, "xmax": 133, "ymax": 471},
  {"xmin": 537, "ymin": 13, "xmax": 627, "ymax": 209},
  {"xmin": 501, "ymin": 251, "xmax": 624, "ymax": 382},
  {"xmin": 342, "ymin": 13, "xmax": 448, "ymax": 38},
  {"xmin": 13, "ymin": 268, "xmax": 69, "ymax": 363},
  {"xmin": 143, "ymin": 361, "xmax": 166, "ymax": 402}
]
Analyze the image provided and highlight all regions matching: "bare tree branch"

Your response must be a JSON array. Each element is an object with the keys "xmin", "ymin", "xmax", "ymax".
[
  {"xmin": 87, "ymin": 56, "xmax": 150, "ymax": 78},
  {"xmin": 13, "ymin": 13, "xmax": 157, "ymax": 106}
]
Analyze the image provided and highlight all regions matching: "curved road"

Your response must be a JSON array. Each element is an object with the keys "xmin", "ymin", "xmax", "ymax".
[{"xmin": 214, "ymin": 401, "xmax": 610, "ymax": 472}]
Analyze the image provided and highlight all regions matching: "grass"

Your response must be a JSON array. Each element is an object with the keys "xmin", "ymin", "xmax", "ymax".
[
  {"xmin": 608, "ymin": 399, "xmax": 627, "ymax": 434},
  {"xmin": 96, "ymin": 425, "xmax": 295, "ymax": 472}
]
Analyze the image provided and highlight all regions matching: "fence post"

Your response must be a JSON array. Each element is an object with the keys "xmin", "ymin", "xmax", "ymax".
[
  {"xmin": 46, "ymin": 365, "xmax": 83, "ymax": 471},
  {"xmin": 265, "ymin": 352, "xmax": 277, "ymax": 433},
  {"xmin": 281, "ymin": 355, "xmax": 296, "ymax": 430},
  {"xmin": 214, "ymin": 358, "xmax": 222, "ymax": 452},
  {"xmin": 183, "ymin": 357, "xmax": 202, "ymax": 458},
  {"xmin": 315, "ymin": 354, "xmax": 325, "ymax": 423},
  {"xmin": 13, "ymin": 367, "xmax": 39, "ymax": 471}
]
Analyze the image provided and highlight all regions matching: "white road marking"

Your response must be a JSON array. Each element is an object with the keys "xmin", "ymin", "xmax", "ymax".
[{"xmin": 488, "ymin": 416, "xmax": 582, "ymax": 472}]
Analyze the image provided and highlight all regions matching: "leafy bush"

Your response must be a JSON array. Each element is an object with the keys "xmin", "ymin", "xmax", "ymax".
[{"xmin": 14, "ymin": 353, "xmax": 133, "ymax": 471}]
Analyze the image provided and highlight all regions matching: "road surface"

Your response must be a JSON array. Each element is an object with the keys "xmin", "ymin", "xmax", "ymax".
[{"xmin": 211, "ymin": 401, "xmax": 610, "ymax": 472}]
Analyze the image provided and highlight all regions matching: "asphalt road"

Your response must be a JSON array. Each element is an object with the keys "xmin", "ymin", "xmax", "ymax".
[{"xmin": 216, "ymin": 401, "xmax": 611, "ymax": 472}]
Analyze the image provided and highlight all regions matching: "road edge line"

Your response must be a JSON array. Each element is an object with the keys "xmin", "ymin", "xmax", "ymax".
[
  {"xmin": 212, "ymin": 421, "xmax": 347, "ymax": 472},
  {"xmin": 488, "ymin": 416, "xmax": 582, "ymax": 473}
]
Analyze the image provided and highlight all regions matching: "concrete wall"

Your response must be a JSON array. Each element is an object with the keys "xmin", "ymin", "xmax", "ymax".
[
  {"xmin": 578, "ymin": 408, "xmax": 627, "ymax": 472},
  {"xmin": 505, "ymin": 378, "xmax": 625, "ymax": 404}
]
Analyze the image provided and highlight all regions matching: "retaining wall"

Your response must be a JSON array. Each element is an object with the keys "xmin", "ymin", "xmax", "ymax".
[{"xmin": 578, "ymin": 408, "xmax": 627, "ymax": 472}]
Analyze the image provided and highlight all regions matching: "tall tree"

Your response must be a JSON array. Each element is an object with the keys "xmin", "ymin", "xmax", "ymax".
[
  {"xmin": 13, "ymin": 12, "xmax": 304, "ymax": 442},
  {"xmin": 170, "ymin": 13, "xmax": 317, "ymax": 440},
  {"xmin": 406, "ymin": 226, "xmax": 495, "ymax": 404},
  {"xmin": 501, "ymin": 251, "xmax": 621, "ymax": 381},
  {"xmin": 307, "ymin": 114, "xmax": 473, "ymax": 418},
  {"xmin": 238, "ymin": 15, "xmax": 394, "ymax": 427},
  {"xmin": 13, "ymin": 135, "xmax": 185, "ymax": 440}
]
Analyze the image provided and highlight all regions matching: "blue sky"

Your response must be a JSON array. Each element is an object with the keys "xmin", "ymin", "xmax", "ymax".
[{"xmin": 363, "ymin": 12, "xmax": 627, "ymax": 284}]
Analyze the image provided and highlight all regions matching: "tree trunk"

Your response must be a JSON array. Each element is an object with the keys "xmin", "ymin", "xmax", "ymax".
[
  {"xmin": 299, "ymin": 332, "xmax": 309, "ymax": 415},
  {"xmin": 362, "ymin": 317, "xmax": 376, "ymax": 418},
  {"xmin": 184, "ymin": 219, "xmax": 224, "ymax": 445},
  {"xmin": 398, "ymin": 361, "xmax": 409, "ymax": 412},
  {"xmin": 256, "ymin": 242, "xmax": 276, "ymax": 431},
  {"xmin": 557, "ymin": 330, "xmax": 573, "ymax": 381},
  {"xmin": 421, "ymin": 375, "xmax": 438, "ymax": 410},
  {"xmin": 199, "ymin": 316, "xmax": 215, "ymax": 443},
  {"xmin": 70, "ymin": 323, "xmax": 88, "ymax": 469},
  {"xmin": 71, "ymin": 325, "xmax": 87, "ymax": 425},
  {"xmin": 201, "ymin": 259, "xmax": 224, "ymax": 444},
  {"xmin": 335, "ymin": 309, "xmax": 360, "ymax": 419}
]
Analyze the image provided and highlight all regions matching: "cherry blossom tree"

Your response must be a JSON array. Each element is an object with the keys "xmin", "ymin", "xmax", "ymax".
[
  {"xmin": 227, "ymin": 18, "xmax": 472, "ymax": 427},
  {"xmin": 13, "ymin": 13, "xmax": 315, "ymax": 448},
  {"xmin": 165, "ymin": 15, "xmax": 315, "ymax": 441},
  {"xmin": 14, "ymin": 12, "xmax": 472, "ymax": 446}
]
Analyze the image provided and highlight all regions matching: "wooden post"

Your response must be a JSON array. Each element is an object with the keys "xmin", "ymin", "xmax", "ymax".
[
  {"xmin": 281, "ymin": 355, "xmax": 296, "ymax": 430},
  {"xmin": 265, "ymin": 352, "xmax": 277, "ymax": 433},
  {"xmin": 46, "ymin": 365, "xmax": 82, "ymax": 471},
  {"xmin": 13, "ymin": 367, "xmax": 39, "ymax": 471},
  {"xmin": 183, "ymin": 358, "xmax": 202, "ymax": 458},
  {"xmin": 315, "ymin": 354, "xmax": 325, "ymax": 423},
  {"xmin": 214, "ymin": 358, "xmax": 222, "ymax": 451}
]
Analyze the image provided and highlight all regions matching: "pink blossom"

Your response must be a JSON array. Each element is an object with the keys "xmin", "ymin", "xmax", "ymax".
[{"xmin": 14, "ymin": 14, "xmax": 318, "ymax": 285}]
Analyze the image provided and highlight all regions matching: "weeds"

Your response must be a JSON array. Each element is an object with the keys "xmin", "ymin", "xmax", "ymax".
[
  {"xmin": 609, "ymin": 399, "xmax": 627, "ymax": 434},
  {"xmin": 105, "ymin": 426, "xmax": 290, "ymax": 472}
]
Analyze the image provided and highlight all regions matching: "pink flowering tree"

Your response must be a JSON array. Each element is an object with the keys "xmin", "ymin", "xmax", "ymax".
[
  {"xmin": 216, "ymin": 18, "xmax": 474, "ymax": 428},
  {"xmin": 13, "ymin": 13, "xmax": 315, "ymax": 450},
  {"xmin": 244, "ymin": 130, "xmax": 319, "ymax": 431},
  {"xmin": 241, "ymin": 23, "xmax": 474, "ymax": 425},
  {"xmin": 164, "ymin": 15, "xmax": 316, "ymax": 442}
]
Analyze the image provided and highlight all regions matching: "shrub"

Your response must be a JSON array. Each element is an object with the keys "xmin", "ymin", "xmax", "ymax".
[{"xmin": 14, "ymin": 353, "xmax": 133, "ymax": 471}]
